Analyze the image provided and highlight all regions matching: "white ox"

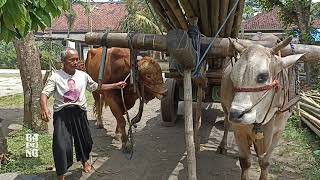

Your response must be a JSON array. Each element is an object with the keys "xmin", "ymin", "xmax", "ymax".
[{"xmin": 217, "ymin": 37, "xmax": 304, "ymax": 180}]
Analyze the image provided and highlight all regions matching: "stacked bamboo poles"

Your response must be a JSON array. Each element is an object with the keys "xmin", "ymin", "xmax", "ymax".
[
  {"xmin": 148, "ymin": 0, "xmax": 245, "ymax": 38},
  {"xmin": 298, "ymin": 91, "xmax": 320, "ymax": 137}
]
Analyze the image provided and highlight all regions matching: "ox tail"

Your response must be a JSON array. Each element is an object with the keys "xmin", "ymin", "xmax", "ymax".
[{"xmin": 92, "ymin": 92, "xmax": 110, "ymax": 119}]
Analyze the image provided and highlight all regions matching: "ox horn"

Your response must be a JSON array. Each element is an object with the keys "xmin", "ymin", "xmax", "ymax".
[
  {"xmin": 228, "ymin": 38, "xmax": 245, "ymax": 53},
  {"xmin": 271, "ymin": 36, "xmax": 293, "ymax": 54}
]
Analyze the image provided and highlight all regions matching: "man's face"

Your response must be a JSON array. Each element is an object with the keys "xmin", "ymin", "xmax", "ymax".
[{"xmin": 64, "ymin": 50, "xmax": 79, "ymax": 71}]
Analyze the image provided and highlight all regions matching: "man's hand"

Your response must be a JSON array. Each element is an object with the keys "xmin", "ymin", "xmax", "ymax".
[
  {"xmin": 114, "ymin": 81, "xmax": 127, "ymax": 89},
  {"xmin": 41, "ymin": 108, "xmax": 52, "ymax": 122},
  {"xmin": 40, "ymin": 94, "xmax": 51, "ymax": 122}
]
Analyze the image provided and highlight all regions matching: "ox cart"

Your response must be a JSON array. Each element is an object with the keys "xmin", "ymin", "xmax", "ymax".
[{"xmin": 83, "ymin": 0, "xmax": 320, "ymax": 179}]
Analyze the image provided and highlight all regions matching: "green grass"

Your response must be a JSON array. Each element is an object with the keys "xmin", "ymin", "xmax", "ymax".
[
  {"xmin": 0, "ymin": 94, "xmax": 24, "ymax": 108},
  {"xmin": 0, "ymin": 91, "xmax": 94, "ymax": 109},
  {"xmin": 278, "ymin": 115, "xmax": 320, "ymax": 179},
  {"xmin": 0, "ymin": 92, "xmax": 94, "ymax": 175},
  {"xmin": 0, "ymin": 128, "xmax": 53, "ymax": 175}
]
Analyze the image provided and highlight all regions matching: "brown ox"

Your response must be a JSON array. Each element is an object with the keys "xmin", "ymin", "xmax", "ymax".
[
  {"xmin": 85, "ymin": 47, "xmax": 166, "ymax": 147},
  {"xmin": 217, "ymin": 38, "xmax": 304, "ymax": 180}
]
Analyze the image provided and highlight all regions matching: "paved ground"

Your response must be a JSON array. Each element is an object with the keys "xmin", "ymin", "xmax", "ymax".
[{"xmin": 0, "ymin": 69, "xmax": 46, "ymax": 97}]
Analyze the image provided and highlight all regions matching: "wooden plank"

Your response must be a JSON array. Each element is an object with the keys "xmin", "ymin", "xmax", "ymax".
[
  {"xmin": 166, "ymin": 0, "xmax": 188, "ymax": 29},
  {"xmin": 198, "ymin": 0, "xmax": 210, "ymax": 36},
  {"xmin": 179, "ymin": 0, "xmax": 195, "ymax": 18},
  {"xmin": 231, "ymin": 0, "xmax": 245, "ymax": 37},
  {"xmin": 219, "ymin": 0, "xmax": 230, "ymax": 37},
  {"xmin": 224, "ymin": 0, "xmax": 238, "ymax": 37},
  {"xmin": 159, "ymin": 0, "xmax": 182, "ymax": 29},
  {"xmin": 184, "ymin": 69, "xmax": 197, "ymax": 180},
  {"xmin": 210, "ymin": 0, "xmax": 220, "ymax": 36}
]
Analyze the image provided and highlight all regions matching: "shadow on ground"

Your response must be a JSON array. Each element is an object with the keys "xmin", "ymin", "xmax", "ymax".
[{"xmin": 67, "ymin": 102, "xmax": 242, "ymax": 180}]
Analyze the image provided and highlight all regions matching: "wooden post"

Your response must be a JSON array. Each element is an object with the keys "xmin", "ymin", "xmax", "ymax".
[
  {"xmin": 194, "ymin": 65, "xmax": 205, "ymax": 154},
  {"xmin": 195, "ymin": 83, "xmax": 202, "ymax": 154},
  {"xmin": 184, "ymin": 69, "xmax": 197, "ymax": 180}
]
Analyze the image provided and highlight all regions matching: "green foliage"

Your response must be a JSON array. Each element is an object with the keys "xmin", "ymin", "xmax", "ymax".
[
  {"xmin": 243, "ymin": 0, "xmax": 261, "ymax": 19},
  {"xmin": 0, "ymin": 0, "xmax": 68, "ymax": 42},
  {"xmin": 36, "ymin": 40, "xmax": 64, "ymax": 70},
  {"xmin": 256, "ymin": 0, "xmax": 316, "ymax": 43},
  {"xmin": 0, "ymin": 128, "xmax": 54, "ymax": 174},
  {"xmin": 120, "ymin": 0, "xmax": 164, "ymax": 34},
  {"xmin": 0, "ymin": 41, "xmax": 16, "ymax": 68},
  {"xmin": 0, "ymin": 40, "xmax": 64, "ymax": 69}
]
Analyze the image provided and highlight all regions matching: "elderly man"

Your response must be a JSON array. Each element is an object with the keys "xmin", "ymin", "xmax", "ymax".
[{"xmin": 40, "ymin": 47, "xmax": 126, "ymax": 180}]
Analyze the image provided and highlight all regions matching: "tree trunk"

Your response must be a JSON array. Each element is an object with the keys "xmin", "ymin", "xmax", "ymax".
[{"xmin": 13, "ymin": 32, "xmax": 47, "ymax": 132}]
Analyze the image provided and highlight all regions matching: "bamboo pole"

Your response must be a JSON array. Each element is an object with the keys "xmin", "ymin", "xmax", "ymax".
[
  {"xmin": 300, "ymin": 109, "xmax": 320, "ymax": 127},
  {"xmin": 189, "ymin": 0, "xmax": 200, "ymax": 19},
  {"xmin": 300, "ymin": 102, "xmax": 320, "ymax": 120},
  {"xmin": 179, "ymin": 0, "xmax": 195, "ymax": 18},
  {"xmin": 300, "ymin": 117, "xmax": 320, "ymax": 137},
  {"xmin": 231, "ymin": 0, "xmax": 245, "ymax": 37},
  {"xmin": 84, "ymin": 32, "xmax": 320, "ymax": 61},
  {"xmin": 224, "ymin": 0, "xmax": 238, "ymax": 37},
  {"xmin": 149, "ymin": 0, "xmax": 172, "ymax": 30},
  {"xmin": 211, "ymin": 0, "xmax": 220, "ymax": 35},
  {"xmin": 300, "ymin": 95, "xmax": 320, "ymax": 109},
  {"xmin": 198, "ymin": 0, "xmax": 210, "ymax": 36},
  {"xmin": 184, "ymin": 69, "xmax": 197, "ymax": 180},
  {"xmin": 219, "ymin": 0, "xmax": 230, "ymax": 37},
  {"xmin": 159, "ymin": 0, "xmax": 182, "ymax": 29},
  {"xmin": 166, "ymin": 0, "xmax": 188, "ymax": 29}
]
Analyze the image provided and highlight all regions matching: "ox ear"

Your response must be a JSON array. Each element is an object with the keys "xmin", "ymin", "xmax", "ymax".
[
  {"xmin": 275, "ymin": 54, "xmax": 304, "ymax": 72},
  {"xmin": 280, "ymin": 54, "xmax": 304, "ymax": 68}
]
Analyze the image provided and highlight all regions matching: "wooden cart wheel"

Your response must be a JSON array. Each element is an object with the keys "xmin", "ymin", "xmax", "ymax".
[{"xmin": 161, "ymin": 78, "xmax": 179, "ymax": 127}]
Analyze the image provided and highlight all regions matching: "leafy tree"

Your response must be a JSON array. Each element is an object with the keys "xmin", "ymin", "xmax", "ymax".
[
  {"xmin": 0, "ymin": 0, "xmax": 68, "ymax": 42},
  {"xmin": 120, "ymin": 0, "xmax": 164, "ymax": 34},
  {"xmin": 243, "ymin": 0, "xmax": 261, "ymax": 19},
  {"xmin": 0, "ymin": 0, "xmax": 68, "ymax": 131},
  {"xmin": 256, "ymin": 0, "xmax": 314, "ymax": 43}
]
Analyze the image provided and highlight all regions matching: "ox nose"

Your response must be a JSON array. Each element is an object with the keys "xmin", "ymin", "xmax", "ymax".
[{"xmin": 229, "ymin": 108, "xmax": 245, "ymax": 122}]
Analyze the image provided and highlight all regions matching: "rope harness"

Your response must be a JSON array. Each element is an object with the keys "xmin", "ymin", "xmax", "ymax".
[{"xmin": 121, "ymin": 33, "xmax": 145, "ymax": 160}]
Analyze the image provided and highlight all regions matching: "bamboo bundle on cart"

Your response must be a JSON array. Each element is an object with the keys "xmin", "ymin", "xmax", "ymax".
[{"xmin": 297, "ymin": 91, "xmax": 320, "ymax": 137}]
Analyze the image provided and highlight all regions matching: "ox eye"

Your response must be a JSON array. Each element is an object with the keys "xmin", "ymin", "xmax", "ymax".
[
  {"xmin": 146, "ymin": 75, "xmax": 151, "ymax": 79},
  {"xmin": 256, "ymin": 73, "xmax": 269, "ymax": 83}
]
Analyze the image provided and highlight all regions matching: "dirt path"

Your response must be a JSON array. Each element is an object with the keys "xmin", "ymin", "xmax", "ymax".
[{"xmin": 0, "ymin": 99, "xmax": 301, "ymax": 180}]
